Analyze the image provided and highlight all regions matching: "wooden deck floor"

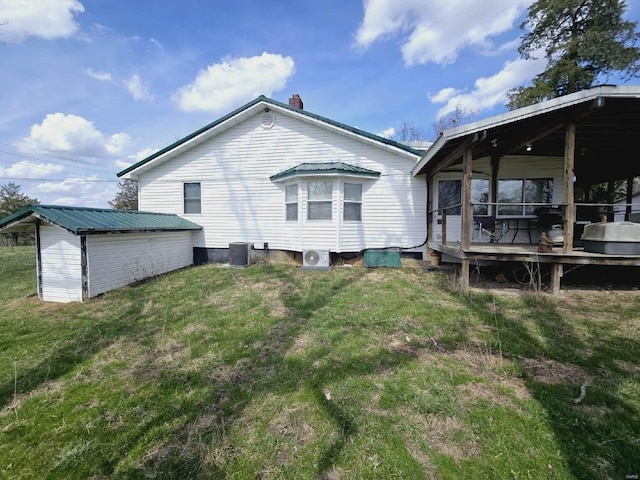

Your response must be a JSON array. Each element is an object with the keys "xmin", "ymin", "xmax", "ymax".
[{"xmin": 430, "ymin": 241, "xmax": 640, "ymax": 266}]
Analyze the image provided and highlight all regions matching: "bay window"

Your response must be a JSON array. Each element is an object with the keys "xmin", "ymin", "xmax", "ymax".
[
  {"xmin": 308, "ymin": 181, "xmax": 333, "ymax": 220},
  {"xmin": 285, "ymin": 184, "xmax": 298, "ymax": 221},
  {"xmin": 343, "ymin": 183, "xmax": 362, "ymax": 221}
]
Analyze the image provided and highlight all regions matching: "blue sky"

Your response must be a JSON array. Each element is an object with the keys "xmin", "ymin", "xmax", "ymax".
[{"xmin": 1, "ymin": 0, "xmax": 639, "ymax": 207}]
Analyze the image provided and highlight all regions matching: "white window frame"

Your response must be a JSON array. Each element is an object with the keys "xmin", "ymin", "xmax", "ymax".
[
  {"xmin": 285, "ymin": 183, "xmax": 298, "ymax": 221},
  {"xmin": 183, "ymin": 182, "xmax": 202, "ymax": 214},
  {"xmin": 307, "ymin": 180, "xmax": 333, "ymax": 221},
  {"xmin": 343, "ymin": 183, "xmax": 362, "ymax": 222},
  {"xmin": 497, "ymin": 178, "xmax": 554, "ymax": 216}
]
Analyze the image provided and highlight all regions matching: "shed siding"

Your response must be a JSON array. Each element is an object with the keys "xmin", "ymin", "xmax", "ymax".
[
  {"xmin": 137, "ymin": 112, "xmax": 425, "ymax": 253},
  {"xmin": 86, "ymin": 231, "xmax": 194, "ymax": 297},
  {"xmin": 40, "ymin": 225, "xmax": 82, "ymax": 302}
]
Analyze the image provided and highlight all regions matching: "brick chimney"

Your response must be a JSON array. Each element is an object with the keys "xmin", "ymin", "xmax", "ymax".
[{"xmin": 288, "ymin": 94, "xmax": 303, "ymax": 109}]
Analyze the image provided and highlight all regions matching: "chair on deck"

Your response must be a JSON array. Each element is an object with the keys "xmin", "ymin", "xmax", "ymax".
[{"xmin": 472, "ymin": 216, "xmax": 508, "ymax": 243}]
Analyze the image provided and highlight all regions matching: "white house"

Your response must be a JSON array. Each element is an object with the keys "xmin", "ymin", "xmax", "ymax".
[
  {"xmin": 118, "ymin": 94, "xmax": 428, "ymax": 264},
  {"xmin": 0, "ymin": 205, "xmax": 201, "ymax": 302}
]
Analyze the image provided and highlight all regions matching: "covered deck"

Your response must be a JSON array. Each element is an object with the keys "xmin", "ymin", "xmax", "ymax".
[
  {"xmin": 413, "ymin": 86, "xmax": 640, "ymax": 294},
  {"xmin": 431, "ymin": 241, "xmax": 640, "ymax": 294}
]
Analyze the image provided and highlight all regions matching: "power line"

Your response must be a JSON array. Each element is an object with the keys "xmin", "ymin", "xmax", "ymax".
[
  {"xmin": 0, "ymin": 149, "xmax": 117, "ymax": 176},
  {"xmin": 0, "ymin": 176, "xmax": 118, "ymax": 183},
  {"xmin": 0, "ymin": 157, "xmax": 115, "ymax": 179},
  {"xmin": 0, "ymin": 142, "xmax": 126, "ymax": 169}
]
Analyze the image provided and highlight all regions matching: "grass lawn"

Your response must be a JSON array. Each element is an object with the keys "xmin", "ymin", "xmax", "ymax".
[{"xmin": 0, "ymin": 246, "xmax": 639, "ymax": 479}]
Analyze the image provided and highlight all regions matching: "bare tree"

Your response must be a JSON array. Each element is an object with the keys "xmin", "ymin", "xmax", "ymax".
[
  {"xmin": 393, "ymin": 121, "xmax": 427, "ymax": 143},
  {"xmin": 432, "ymin": 105, "xmax": 477, "ymax": 139}
]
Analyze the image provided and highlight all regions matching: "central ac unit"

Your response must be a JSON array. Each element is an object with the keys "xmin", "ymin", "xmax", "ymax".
[{"xmin": 302, "ymin": 249, "xmax": 330, "ymax": 269}]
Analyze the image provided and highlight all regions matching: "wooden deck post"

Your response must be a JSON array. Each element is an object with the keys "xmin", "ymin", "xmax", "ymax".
[
  {"xmin": 490, "ymin": 155, "xmax": 500, "ymax": 220},
  {"xmin": 551, "ymin": 263, "xmax": 563, "ymax": 296},
  {"xmin": 460, "ymin": 258, "xmax": 470, "ymax": 294},
  {"xmin": 461, "ymin": 146, "xmax": 473, "ymax": 251},
  {"xmin": 563, "ymin": 123, "xmax": 576, "ymax": 253},
  {"xmin": 626, "ymin": 177, "xmax": 634, "ymax": 221},
  {"xmin": 442, "ymin": 210, "xmax": 447, "ymax": 244}
]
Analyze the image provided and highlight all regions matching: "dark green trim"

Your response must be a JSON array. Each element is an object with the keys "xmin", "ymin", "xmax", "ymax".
[
  {"xmin": 270, "ymin": 161, "xmax": 381, "ymax": 182},
  {"xmin": 117, "ymin": 96, "xmax": 424, "ymax": 177}
]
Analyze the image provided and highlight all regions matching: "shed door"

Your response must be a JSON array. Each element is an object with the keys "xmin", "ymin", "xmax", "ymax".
[{"xmin": 39, "ymin": 225, "xmax": 82, "ymax": 302}]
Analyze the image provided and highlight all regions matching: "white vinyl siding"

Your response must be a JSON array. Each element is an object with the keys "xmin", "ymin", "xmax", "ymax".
[
  {"xmin": 137, "ymin": 110, "xmax": 426, "ymax": 253},
  {"xmin": 86, "ymin": 231, "xmax": 193, "ymax": 298},
  {"xmin": 39, "ymin": 225, "xmax": 82, "ymax": 303}
]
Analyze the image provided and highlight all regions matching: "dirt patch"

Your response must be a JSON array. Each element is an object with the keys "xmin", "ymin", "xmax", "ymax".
[
  {"xmin": 521, "ymin": 357, "xmax": 591, "ymax": 385},
  {"xmin": 400, "ymin": 409, "xmax": 480, "ymax": 460},
  {"xmin": 285, "ymin": 333, "xmax": 316, "ymax": 357},
  {"xmin": 268, "ymin": 404, "xmax": 317, "ymax": 446},
  {"xmin": 457, "ymin": 381, "xmax": 526, "ymax": 413}
]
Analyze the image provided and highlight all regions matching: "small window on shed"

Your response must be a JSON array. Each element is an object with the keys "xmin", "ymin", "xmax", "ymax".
[{"xmin": 184, "ymin": 182, "xmax": 201, "ymax": 214}]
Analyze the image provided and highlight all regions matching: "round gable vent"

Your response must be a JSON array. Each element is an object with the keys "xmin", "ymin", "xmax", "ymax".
[{"xmin": 260, "ymin": 112, "xmax": 276, "ymax": 129}]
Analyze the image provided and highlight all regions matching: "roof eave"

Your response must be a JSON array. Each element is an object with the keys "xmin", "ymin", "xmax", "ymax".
[
  {"xmin": 118, "ymin": 95, "xmax": 423, "ymax": 179},
  {"xmin": 411, "ymin": 85, "xmax": 640, "ymax": 177}
]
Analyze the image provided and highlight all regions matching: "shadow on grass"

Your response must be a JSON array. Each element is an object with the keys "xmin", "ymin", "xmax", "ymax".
[
  {"xmin": 100, "ymin": 266, "xmax": 418, "ymax": 479},
  {"xmin": 459, "ymin": 291, "xmax": 640, "ymax": 479},
  {"xmin": 0, "ymin": 303, "xmax": 150, "ymax": 410}
]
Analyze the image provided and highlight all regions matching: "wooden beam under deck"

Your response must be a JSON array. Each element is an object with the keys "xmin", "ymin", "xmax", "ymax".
[{"xmin": 429, "ymin": 241, "xmax": 640, "ymax": 267}]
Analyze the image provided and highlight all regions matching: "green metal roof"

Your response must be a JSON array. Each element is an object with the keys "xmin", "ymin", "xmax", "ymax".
[
  {"xmin": 118, "ymin": 95, "xmax": 424, "ymax": 177},
  {"xmin": 0, "ymin": 205, "xmax": 202, "ymax": 235},
  {"xmin": 269, "ymin": 162, "xmax": 381, "ymax": 182}
]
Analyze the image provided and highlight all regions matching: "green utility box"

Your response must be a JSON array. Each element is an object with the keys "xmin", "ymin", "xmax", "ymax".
[{"xmin": 363, "ymin": 249, "xmax": 402, "ymax": 268}]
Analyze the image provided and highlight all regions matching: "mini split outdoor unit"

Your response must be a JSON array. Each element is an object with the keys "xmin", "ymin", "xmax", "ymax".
[{"xmin": 302, "ymin": 249, "xmax": 330, "ymax": 268}]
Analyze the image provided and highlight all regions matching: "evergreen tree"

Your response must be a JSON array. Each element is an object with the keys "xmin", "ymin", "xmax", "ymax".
[
  {"xmin": 0, "ymin": 182, "xmax": 39, "ymax": 246},
  {"xmin": 508, "ymin": 0, "xmax": 640, "ymax": 109},
  {"xmin": 109, "ymin": 180, "xmax": 138, "ymax": 210}
]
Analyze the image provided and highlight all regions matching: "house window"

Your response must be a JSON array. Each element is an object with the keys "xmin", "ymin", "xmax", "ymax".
[
  {"xmin": 343, "ymin": 183, "xmax": 362, "ymax": 221},
  {"xmin": 438, "ymin": 179, "xmax": 489, "ymax": 216},
  {"xmin": 184, "ymin": 182, "xmax": 201, "ymax": 214},
  {"xmin": 285, "ymin": 184, "xmax": 298, "ymax": 221},
  {"xmin": 498, "ymin": 178, "xmax": 553, "ymax": 215},
  {"xmin": 308, "ymin": 181, "xmax": 332, "ymax": 220}
]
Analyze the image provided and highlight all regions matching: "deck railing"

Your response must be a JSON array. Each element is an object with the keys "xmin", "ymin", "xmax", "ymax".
[{"xmin": 429, "ymin": 202, "xmax": 640, "ymax": 247}]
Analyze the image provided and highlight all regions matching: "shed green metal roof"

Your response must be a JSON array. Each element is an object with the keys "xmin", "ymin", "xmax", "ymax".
[
  {"xmin": 0, "ymin": 205, "xmax": 202, "ymax": 235},
  {"xmin": 270, "ymin": 162, "xmax": 381, "ymax": 182},
  {"xmin": 118, "ymin": 96, "xmax": 424, "ymax": 177}
]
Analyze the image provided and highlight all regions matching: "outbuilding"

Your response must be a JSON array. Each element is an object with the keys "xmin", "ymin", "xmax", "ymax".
[{"xmin": 0, "ymin": 205, "xmax": 202, "ymax": 302}]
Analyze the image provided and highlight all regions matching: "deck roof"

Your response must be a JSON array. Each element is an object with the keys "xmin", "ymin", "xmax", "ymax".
[{"xmin": 412, "ymin": 85, "xmax": 640, "ymax": 186}]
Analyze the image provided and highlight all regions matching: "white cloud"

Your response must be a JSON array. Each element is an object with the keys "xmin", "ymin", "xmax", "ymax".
[
  {"xmin": 0, "ymin": 160, "xmax": 64, "ymax": 179},
  {"xmin": 125, "ymin": 74, "xmax": 153, "ymax": 101},
  {"xmin": 115, "ymin": 147, "xmax": 158, "ymax": 169},
  {"xmin": 431, "ymin": 55, "xmax": 547, "ymax": 118},
  {"xmin": 35, "ymin": 176, "xmax": 97, "ymax": 194},
  {"xmin": 84, "ymin": 68, "xmax": 112, "ymax": 81},
  {"xmin": 35, "ymin": 177, "xmax": 118, "ymax": 207},
  {"xmin": 0, "ymin": 0, "xmax": 84, "ymax": 43},
  {"xmin": 377, "ymin": 127, "xmax": 395, "ymax": 139},
  {"xmin": 354, "ymin": 0, "xmax": 531, "ymax": 66},
  {"xmin": 21, "ymin": 113, "xmax": 132, "ymax": 160},
  {"xmin": 174, "ymin": 52, "xmax": 295, "ymax": 113},
  {"xmin": 429, "ymin": 87, "xmax": 460, "ymax": 104}
]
